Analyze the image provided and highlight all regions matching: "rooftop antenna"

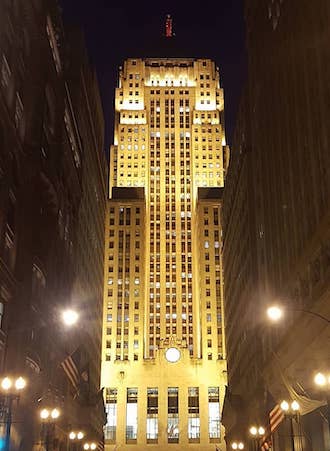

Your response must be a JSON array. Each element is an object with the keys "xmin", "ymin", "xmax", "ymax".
[{"xmin": 165, "ymin": 14, "xmax": 174, "ymax": 37}]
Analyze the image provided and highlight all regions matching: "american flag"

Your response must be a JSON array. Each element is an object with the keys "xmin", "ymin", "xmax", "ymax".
[
  {"xmin": 269, "ymin": 403, "xmax": 284, "ymax": 433},
  {"xmin": 259, "ymin": 426, "xmax": 272, "ymax": 451},
  {"xmin": 261, "ymin": 441, "xmax": 271, "ymax": 450},
  {"xmin": 60, "ymin": 348, "xmax": 80, "ymax": 390},
  {"xmin": 97, "ymin": 438, "xmax": 104, "ymax": 450}
]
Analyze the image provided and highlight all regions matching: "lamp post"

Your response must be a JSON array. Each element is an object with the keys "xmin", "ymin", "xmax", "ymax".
[
  {"xmin": 0, "ymin": 375, "xmax": 26, "ymax": 451},
  {"xmin": 83, "ymin": 442, "xmax": 97, "ymax": 450},
  {"xmin": 68, "ymin": 430, "xmax": 85, "ymax": 451},
  {"xmin": 266, "ymin": 305, "xmax": 330, "ymax": 324},
  {"xmin": 231, "ymin": 441, "xmax": 245, "ymax": 449},
  {"xmin": 314, "ymin": 372, "xmax": 330, "ymax": 441},
  {"xmin": 249, "ymin": 425, "xmax": 265, "ymax": 451},
  {"xmin": 280, "ymin": 400, "xmax": 300, "ymax": 451},
  {"xmin": 39, "ymin": 407, "xmax": 61, "ymax": 451}
]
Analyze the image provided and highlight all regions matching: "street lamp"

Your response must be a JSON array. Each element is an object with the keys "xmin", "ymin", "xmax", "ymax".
[
  {"xmin": 280, "ymin": 400, "xmax": 300, "ymax": 414},
  {"xmin": 0, "ymin": 375, "xmax": 27, "ymax": 451},
  {"xmin": 69, "ymin": 430, "xmax": 85, "ymax": 450},
  {"xmin": 280, "ymin": 400, "xmax": 300, "ymax": 451},
  {"xmin": 62, "ymin": 309, "xmax": 79, "ymax": 327},
  {"xmin": 39, "ymin": 407, "xmax": 61, "ymax": 451},
  {"xmin": 314, "ymin": 372, "xmax": 330, "ymax": 440},
  {"xmin": 69, "ymin": 430, "xmax": 85, "ymax": 440},
  {"xmin": 83, "ymin": 442, "xmax": 97, "ymax": 450},
  {"xmin": 266, "ymin": 305, "xmax": 283, "ymax": 321},
  {"xmin": 231, "ymin": 441, "xmax": 245, "ymax": 449},
  {"xmin": 266, "ymin": 305, "xmax": 330, "ymax": 324},
  {"xmin": 249, "ymin": 425, "xmax": 265, "ymax": 451},
  {"xmin": 249, "ymin": 426, "xmax": 265, "ymax": 436}
]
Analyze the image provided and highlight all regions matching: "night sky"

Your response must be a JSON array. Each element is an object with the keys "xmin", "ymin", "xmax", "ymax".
[{"xmin": 58, "ymin": 0, "xmax": 247, "ymax": 155}]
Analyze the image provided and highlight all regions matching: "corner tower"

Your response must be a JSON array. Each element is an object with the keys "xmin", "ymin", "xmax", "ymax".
[{"xmin": 102, "ymin": 58, "xmax": 229, "ymax": 450}]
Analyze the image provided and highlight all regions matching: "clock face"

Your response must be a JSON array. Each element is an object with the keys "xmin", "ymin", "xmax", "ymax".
[{"xmin": 165, "ymin": 347, "xmax": 181, "ymax": 363}]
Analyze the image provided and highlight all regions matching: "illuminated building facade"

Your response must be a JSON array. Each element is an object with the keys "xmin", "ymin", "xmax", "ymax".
[{"xmin": 101, "ymin": 58, "xmax": 229, "ymax": 450}]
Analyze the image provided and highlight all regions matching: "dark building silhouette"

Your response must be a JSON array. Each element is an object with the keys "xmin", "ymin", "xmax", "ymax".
[
  {"xmin": 0, "ymin": 0, "xmax": 106, "ymax": 449},
  {"xmin": 222, "ymin": 1, "xmax": 330, "ymax": 450}
]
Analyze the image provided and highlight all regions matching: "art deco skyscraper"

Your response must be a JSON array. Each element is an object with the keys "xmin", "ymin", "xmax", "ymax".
[{"xmin": 101, "ymin": 57, "xmax": 229, "ymax": 450}]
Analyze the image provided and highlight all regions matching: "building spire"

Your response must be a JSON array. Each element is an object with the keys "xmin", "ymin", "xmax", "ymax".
[{"xmin": 165, "ymin": 14, "xmax": 173, "ymax": 37}]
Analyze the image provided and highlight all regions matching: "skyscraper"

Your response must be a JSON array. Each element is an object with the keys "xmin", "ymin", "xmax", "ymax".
[{"xmin": 101, "ymin": 57, "xmax": 229, "ymax": 450}]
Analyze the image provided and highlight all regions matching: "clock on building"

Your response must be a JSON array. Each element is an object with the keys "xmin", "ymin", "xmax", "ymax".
[{"xmin": 165, "ymin": 347, "xmax": 181, "ymax": 363}]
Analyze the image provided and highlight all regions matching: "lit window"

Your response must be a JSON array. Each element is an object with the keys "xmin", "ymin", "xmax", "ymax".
[
  {"xmin": 188, "ymin": 387, "xmax": 200, "ymax": 441},
  {"xmin": 105, "ymin": 388, "xmax": 117, "ymax": 441},
  {"xmin": 126, "ymin": 388, "xmax": 138, "ymax": 442},
  {"xmin": 147, "ymin": 388, "xmax": 158, "ymax": 442},
  {"xmin": 208, "ymin": 387, "xmax": 220, "ymax": 439},
  {"xmin": 168, "ymin": 387, "xmax": 179, "ymax": 444}
]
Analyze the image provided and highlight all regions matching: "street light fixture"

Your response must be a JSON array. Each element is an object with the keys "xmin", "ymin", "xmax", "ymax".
[
  {"xmin": 267, "ymin": 305, "xmax": 283, "ymax": 321},
  {"xmin": 231, "ymin": 441, "xmax": 245, "ymax": 449},
  {"xmin": 39, "ymin": 407, "xmax": 61, "ymax": 451},
  {"xmin": 0, "ymin": 375, "xmax": 27, "ymax": 451},
  {"xmin": 266, "ymin": 305, "xmax": 330, "ymax": 324},
  {"xmin": 314, "ymin": 372, "xmax": 330, "ymax": 387},
  {"xmin": 40, "ymin": 407, "xmax": 60, "ymax": 420},
  {"xmin": 249, "ymin": 425, "xmax": 265, "ymax": 451},
  {"xmin": 62, "ymin": 308, "xmax": 79, "ymax": 327},
  {"xmin": 69, "ymin": 430, "xmax": 85, "ymax": 440},
  {"xmin": 83, "ymin": 442, "xmax": 97, "ymax": 450},
  {"xmin": 280, "ymin": 400, "xmax": 300, "ymax": 451},
  {"xmin": 69, "ymin": 430, "xmax": 85, "ymax": 450},
  {"xmin": 280, "ymin": 400, "xmax": 300, "ymax": 413},
  {"xmin": 249, "ymin": 425, "xmax": 265, "ymax": 436}
]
